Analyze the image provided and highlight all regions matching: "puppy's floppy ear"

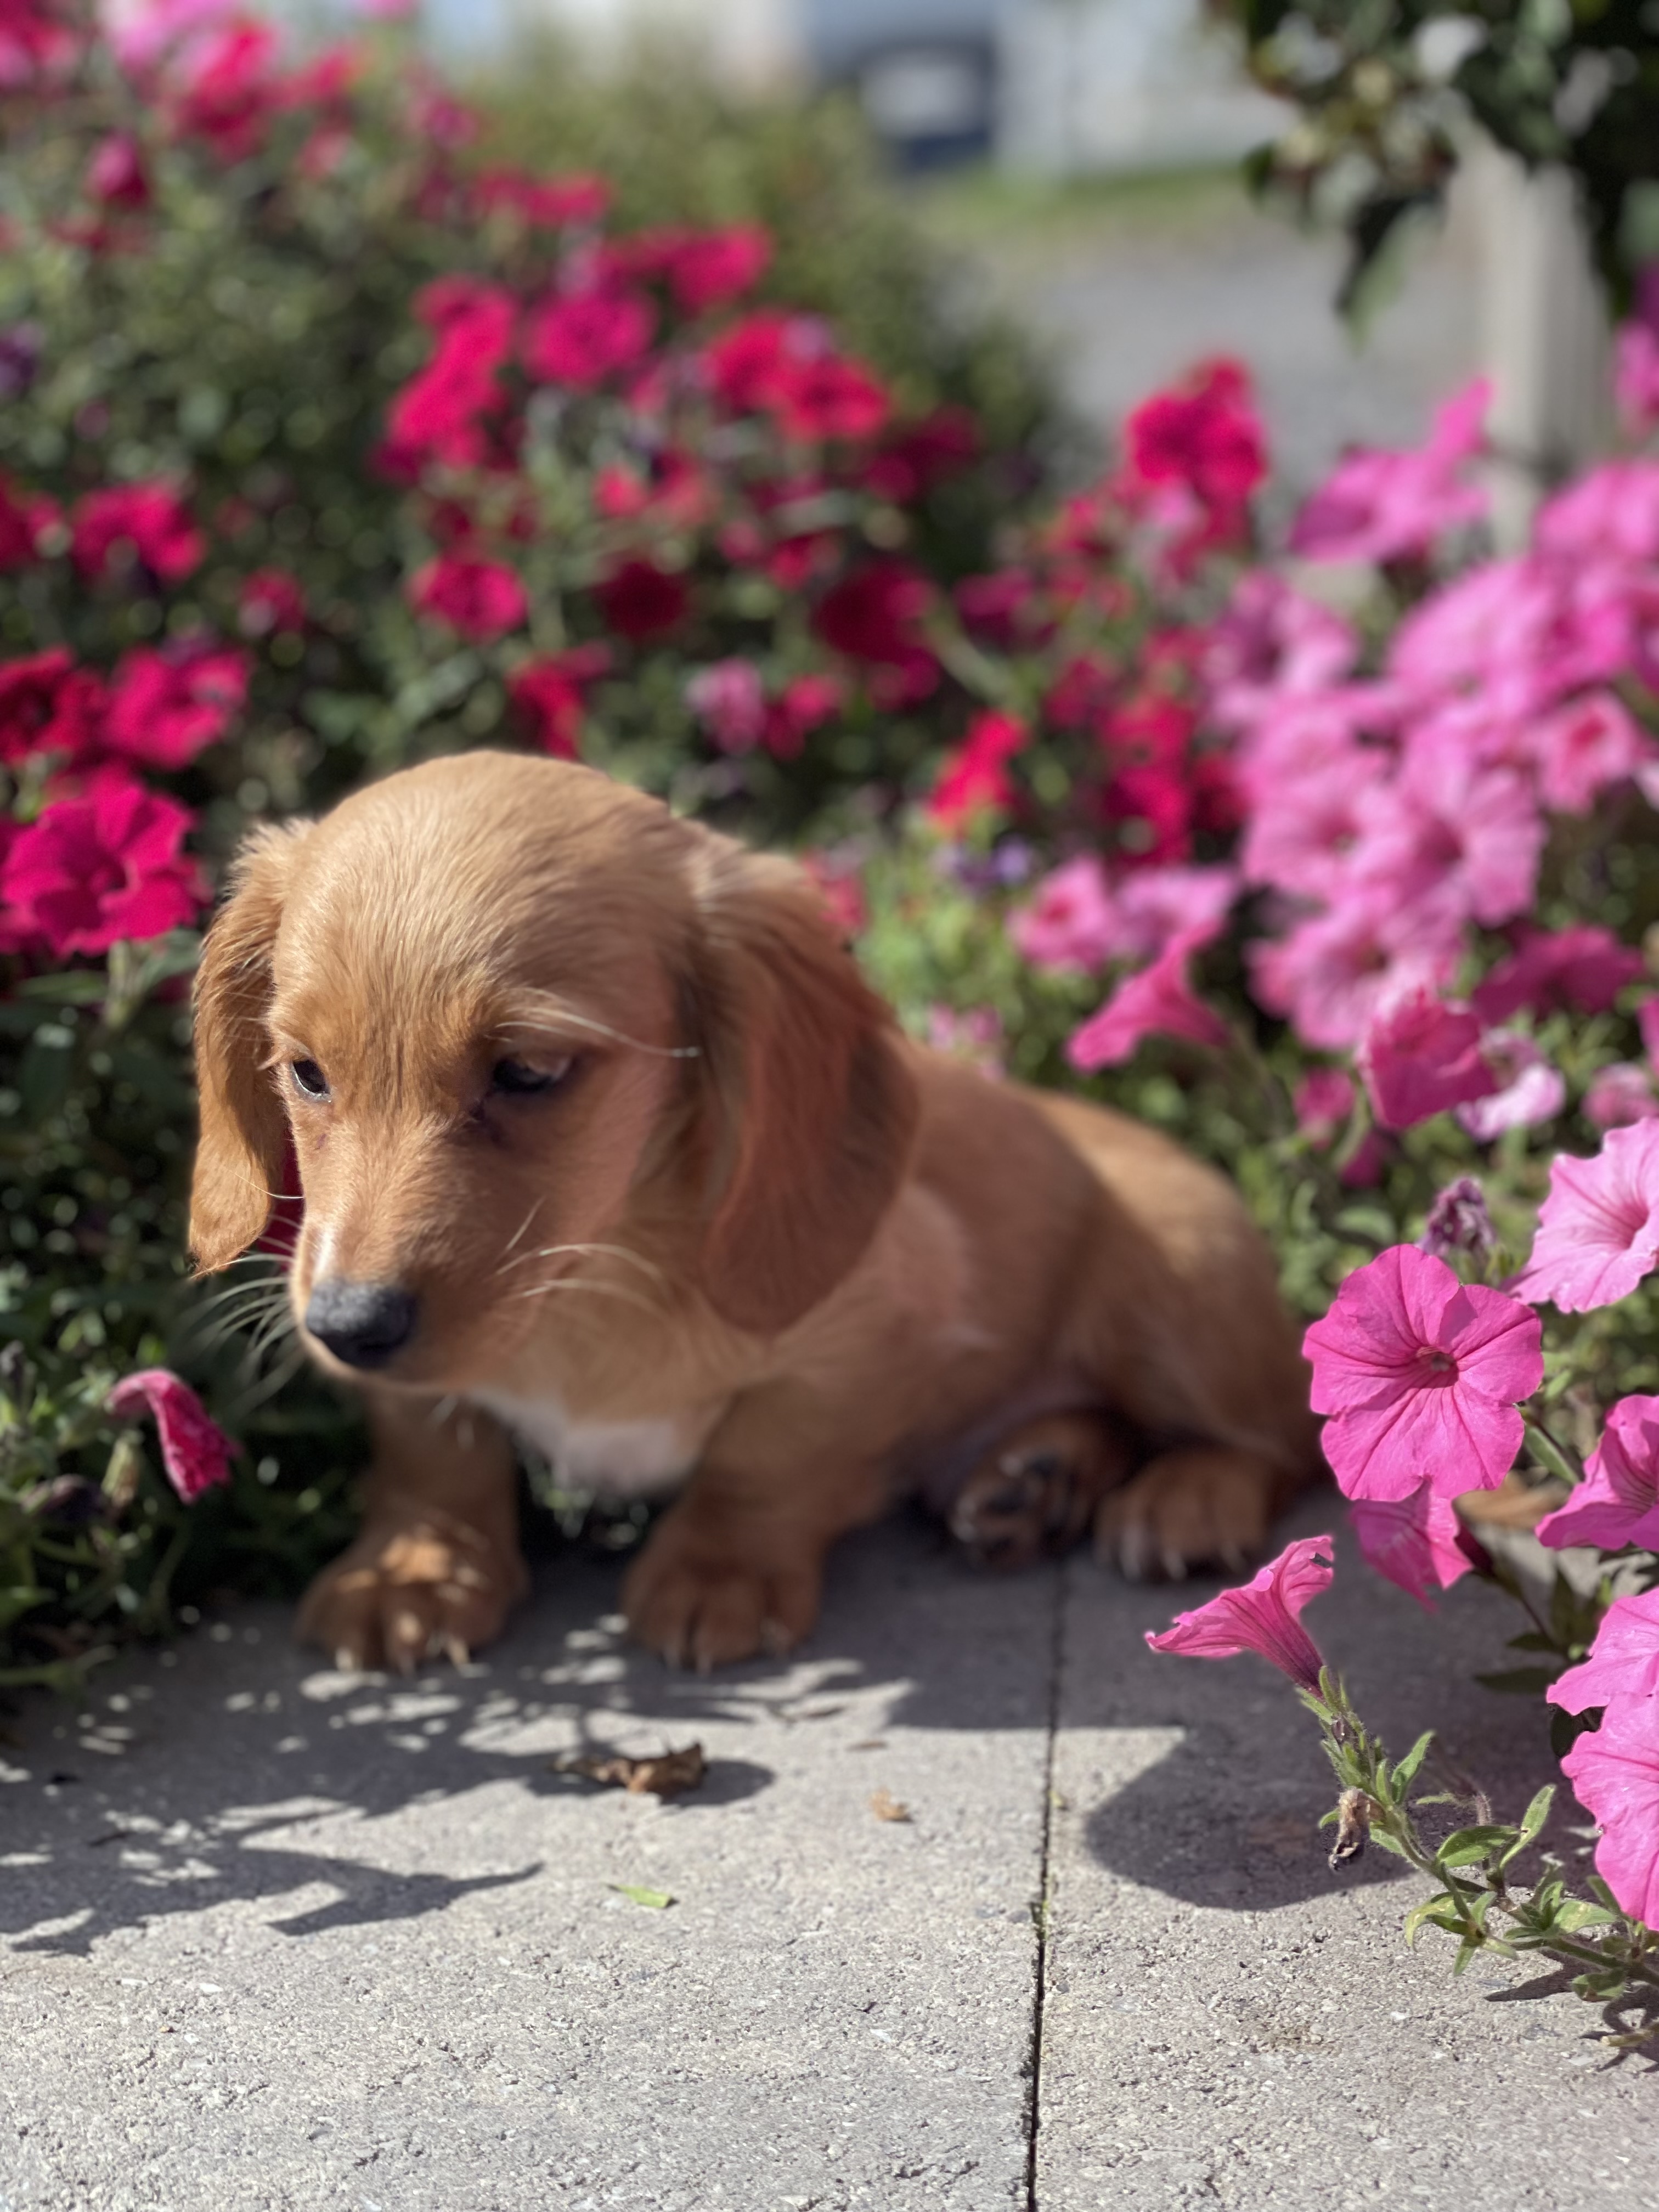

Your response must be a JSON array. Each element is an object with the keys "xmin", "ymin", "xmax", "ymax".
[
  {"xmin": 189, "ymin": 822, "xmax": 308, "ymax": 1273},
  {"xmin": 682, "ymin": 838, "xmax": 920, "ymax": 1335}
]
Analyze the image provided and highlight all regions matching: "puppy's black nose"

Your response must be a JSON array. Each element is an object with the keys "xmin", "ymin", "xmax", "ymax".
[{"xmin": 304, "ymin": 1279, "xmax": 418, "ymax": 1370}]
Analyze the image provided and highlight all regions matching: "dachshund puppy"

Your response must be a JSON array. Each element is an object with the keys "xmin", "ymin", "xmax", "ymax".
[{"xmin": 190, "ymin": 752, "xmax": 1318, "ymax": 1671}]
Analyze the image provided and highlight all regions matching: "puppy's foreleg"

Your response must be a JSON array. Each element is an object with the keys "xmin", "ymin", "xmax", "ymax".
[
  {"xmin": 297, "ymin": 1391, "xmax": 528, "ymax": 1672},
  {"xmin": 622, "ymin": 1389, "xmax": 889, "ymax": 1671}
]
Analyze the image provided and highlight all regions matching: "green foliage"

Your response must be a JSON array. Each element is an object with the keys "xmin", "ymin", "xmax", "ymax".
[{"xmin": 1211, "ymin": 1, "xmax": 1659, "ymax": 312}]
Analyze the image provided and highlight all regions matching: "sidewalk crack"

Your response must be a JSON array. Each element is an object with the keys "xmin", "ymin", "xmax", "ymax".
[{"xmin": 1024, "ymin": 1555, "xmax": 1068, "ymax": 2211}]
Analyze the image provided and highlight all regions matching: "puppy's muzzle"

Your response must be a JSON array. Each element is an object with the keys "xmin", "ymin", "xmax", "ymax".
[{"xmin": 304, "ymin": 1279, "xmax": 419, "ymax": 1371}]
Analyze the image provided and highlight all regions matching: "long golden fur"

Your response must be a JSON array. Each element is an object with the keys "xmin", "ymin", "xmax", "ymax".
[{"xmin": 190, "ymin": 752, "xmax": 1318, "ymax": 1671}]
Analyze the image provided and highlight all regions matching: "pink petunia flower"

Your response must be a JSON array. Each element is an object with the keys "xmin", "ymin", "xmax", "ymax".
[
  {"xmin": 1615, "ymin": 320, "xmax": 1659, "ymax": 442},
  {"xmin": 1349, "ymin": 1483, "xmax": 1477, "ymax": 1610},
  {"xmin": 1548, "ymin": 1589, "xmax": 1659, "ymax": 1715},
  {"xmin": 1454, "ymin": 1031, "xmax": 1565, "ymax": 1142},
  {"xmin": 685, "ymin": 658, "xmax": 768, "ymax": 754},
  {"xmin": 1294, "ymin": 1066, "xmax": 1356, "ymax": 1148},
  {"xmin": 927, "ymin": 710, "xmax": 1026, "ymax": 831},
  {"xmin": 1066, "ymin": 930, "xmax": 1229, "ymax": 1072},
  {"xmin": 1585, "ymin": 1063, "xmax": 1659, "ymax": 1132},
  {"xmin": 1472, "ymin": 924, "xmax": 1645, "ymax": 1028},
  {"xmin": 1530, "ymin": 690, "xmax": 1656, "ymax": 815},
  {"xmin": 1144, "ymin": 1533, "xmax": 1335, "ymax": 1693},
  {"xmin": 1515, "ymin": 1121, "xmax": 1659, "ymax": 1313},
  {"xmin": 1356, "ymin": 986, "xmax": 1497, "ymax": 1132},
  {"xmin": 106, "ymin": 1367, "xmax": 237, "ymax": 1503},
  {"xmin": 1010, "ymin": 855, "xmax": 1119, "ymax": 974},
  {"xmin": 1248, "ymin": 892, "xmax": 1460, "ymax": 1054},
  {"xmin": 1289, "ymin": 377, "xmax": 1490, "ymax": 567},
  {"xmin": 1560, "ymin": 1699, "xmax": 1659, "ymax": 1926},
  {"xmin": 0, "ymin": 778, "xmax": 207, "ymax": 956},
  {"xmin": 1304, "ymin": 1245, "xmax": 1543, "ymax": 1503},
  {"xmin": 1536, "ymin": 1396, "xmax": 1659, "ymax": 1554}
]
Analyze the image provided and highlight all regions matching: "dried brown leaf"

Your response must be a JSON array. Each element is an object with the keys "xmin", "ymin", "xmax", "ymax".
[{"xmin": 553, "ymin": 1742, "xmax": 707, "ymax": 1799}]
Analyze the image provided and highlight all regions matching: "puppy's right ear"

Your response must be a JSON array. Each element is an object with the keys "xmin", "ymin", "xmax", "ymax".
[{"xmin": 189, "ymin": 822, "xmax": 308, "ymax": 1274}]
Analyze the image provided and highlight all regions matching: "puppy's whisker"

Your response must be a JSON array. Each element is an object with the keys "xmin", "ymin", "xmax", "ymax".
[
  {"xmin": 495, "ymin": 1015, "xmax": 701, "ymax": 1060},
  {"xmin": 509, "ymin": 1277, "xmax": 657, "ymax": 1317},
  {"xmin": 501, "ymin": 1198, "xmax": 544, "ymax": 1257},
  {"xmin": 494, "ymin": 1240, "xmax": 665, "ymax": 1285}
]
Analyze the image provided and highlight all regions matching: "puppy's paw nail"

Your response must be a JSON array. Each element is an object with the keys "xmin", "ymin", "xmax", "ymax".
[
  {"xmin": 1160, "ymin": 1547, "xmax": 1188, "ymax": 1583},
  {"xmin": 333, "ymin": 1646, "xmax": 360, "ymax": 1673},
  {"xmin": 1118, "ymin": 1527, "xmax": 1152, "ymax": 1582},
  {"xmin": 441, "ymin": 1633, "xmax": 470, "ymax": 1668},
  {"xmin": 759, "ymin": 1616, "xmax": 791, "ymax": 1657}
]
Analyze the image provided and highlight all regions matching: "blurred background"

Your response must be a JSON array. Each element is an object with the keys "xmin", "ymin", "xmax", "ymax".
[{"xmin": 268, "ymin": 0, "xmax": 1627, "ymax": 511}]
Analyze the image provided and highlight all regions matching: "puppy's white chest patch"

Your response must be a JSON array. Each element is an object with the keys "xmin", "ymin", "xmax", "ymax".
[{"xmin": 473, "ymin": 1388, "xmax": 709, "ymax": 1497}]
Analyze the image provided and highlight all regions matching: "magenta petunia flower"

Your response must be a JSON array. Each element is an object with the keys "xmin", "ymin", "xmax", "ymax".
[
  {"xmin": 1454, "ymin": 1031, "xmax": 1565, "ymax": 1142},
  {"xmin": 106, "ymin": 1368, "xmax": 238, "ymax": 1504},
  {"xmin": 1304, "ymin": 1245, "xmax": 1543, "ymax": 1503},
  {"xmin": 1537, "ymin": 1396, "xmax": 1659, "ymax": 1553},
  {"xmin": 1515, "ymin": 1121, "xmax": 1659, "ymax": 1313},
  {"xmin": 409, "ymin": 552, "xmax": 528, "ymax": 642},
  {"xmin": 1584, "ymin": 1063, "xmax": 1659, "ymax": 1132},
  {"xmin": 1145, "ymin": 1534, "xmax": 1335, "ymax": 1692},
  {"xmin": 0, "ymin": 777, "xmax": 208, "ymax": 956},
  {"xmin": 1349, "ymin": 1483, "xmax": 1477, "ymax": 1610},
  {"xmin": 1471, "ymin": 923, "xmax": 1645, "ymax": 1028},
  {"xmin": 1560, "ymin": 1699, "xmax": 1659, "ymax": 1926},
  {"xmin": 1548, "ymin": 1590, "xmax": 1659, "ymax": 1717},
  {"xmin": 1066, "ymin": 930, "xmax": 1230, "ymax": 1071},
  {"xmin": 1356, "ymin": 985, "xmax": 1497, "ymax": 1132}
]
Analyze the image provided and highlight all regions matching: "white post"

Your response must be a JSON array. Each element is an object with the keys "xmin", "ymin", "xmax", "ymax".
[{"xmin": 1479, "ymin": 146, "xmax": 1611, "ymax": 546}]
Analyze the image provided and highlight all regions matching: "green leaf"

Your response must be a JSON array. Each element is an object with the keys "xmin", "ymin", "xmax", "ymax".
[
  {"xmin": 1436, "ymin": 1824, "xmax": 1512, "ymax": 1869},
  {"xmin": 1403, "ymin": 1891, "xmax": 1458, "ymax": 1950},
  {"xmin": 1554, "ymin": 1900, "xmax": 1619, "ymax": 1934},
  {"xmin": 1523, "ymin": 1421, "xmax": 1579, "ymax": 1489},
  {"xmin": 1475, "ymin": 1666, "xmax": 1562, "ymax": 1694},
  {"xmin": 1390, "ymin": 1730, "xmax": 1435, "ymax": 1793},
  {"xmin": 607, "ymin": 1883, "xmax": 673, "ymax": 1910},
  {"xmin": 1498, "ymin": 1785, "xmax": 1554, "ymax": 1869},
  {"xmin": 1364, "ymin": 1827, "xmax": 1413, "ymax": 1861}
]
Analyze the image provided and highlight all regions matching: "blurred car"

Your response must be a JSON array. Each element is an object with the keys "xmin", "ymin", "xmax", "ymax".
[{"xmin": 799, "ymin": 0, "xmax": 1000, "ymax": 169}]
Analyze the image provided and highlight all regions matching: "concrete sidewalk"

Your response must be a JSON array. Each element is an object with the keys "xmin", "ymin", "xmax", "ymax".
[{"xmin": 2, "ymin": 1498, "xmax": 1655, "ymax": 2210}]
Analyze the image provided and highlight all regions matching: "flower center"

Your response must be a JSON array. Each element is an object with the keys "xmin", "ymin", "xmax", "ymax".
[{"xmin": 1415, "ymin": 1345, "xmax": 1458, "ymax": 1386}]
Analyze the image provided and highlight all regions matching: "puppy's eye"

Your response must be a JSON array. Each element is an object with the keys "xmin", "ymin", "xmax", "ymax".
[
  {"xmin": 290, "ymin": 1059, "xmax": 330, "ymax": 1102},
  {"xmin": 489, "ymin": 1056, "xmax": 573, "ymax": 1098}
]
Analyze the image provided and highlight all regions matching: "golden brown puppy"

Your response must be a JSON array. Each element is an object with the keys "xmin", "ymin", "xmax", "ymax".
[{"xmin": 189, "ymin": 751, "xmax": 1318, "ymax": 1672}]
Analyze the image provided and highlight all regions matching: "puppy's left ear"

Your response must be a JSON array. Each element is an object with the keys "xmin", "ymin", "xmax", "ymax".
[
  {"xmin": 683, "ymin": 840, "xmax": 920, "ymax": 1335},
  {"xmin": 189, "ymin": 821, "xmax": 309, "ymax": 1273}
]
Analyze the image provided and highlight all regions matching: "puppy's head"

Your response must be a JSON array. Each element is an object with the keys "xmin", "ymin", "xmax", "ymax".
[{"xmin": 190, "ymin": 751, "xmax": 917, "ymax": 1388}]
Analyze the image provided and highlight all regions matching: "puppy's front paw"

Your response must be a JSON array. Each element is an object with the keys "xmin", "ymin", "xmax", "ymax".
[
  {"xmin": 950, "ymin": 1410, "xmax": 1138, "ymax": 1571},
  {"xmin": 1093, "ymin": 1445, "xmax": 1278, "ymax": 1584},
  {"xmin": 622, "ymin": 1522, "xmax": 820, "ymax": 1671},
  {"xmin": 297, "ymin": 1511, "xmax": 528, "ymax": 1673}
]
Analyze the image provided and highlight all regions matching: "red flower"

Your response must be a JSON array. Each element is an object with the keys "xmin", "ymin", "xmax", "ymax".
[
  {"xmin": 408, "ymin": 553, "xmax": 527, "ymax": 641},
  {"xmin": 0, "ymin": 650, "xmax": 105, "ymax": 766},
  {"xmin": 523, "ymin": 289, "xmax": 655, "ymax": 391},
  {"xmin": 686, "ymin": 659, "xmax": 768, "ymax": 754},
  {"xmin": 765, "ymin": 672, "xmax": 842, "ymax": 760},
  {"xmin": 72, "ymin": 482, "xmax": 202, "ymax": 585},
  {"xmin": 0, "ymin": 778, "xmax": 207, "ymax": 956},
  {"xmin": 86, "ymin": 131, "xmax": 150, "ymax": 210},
  {"xmin": 667, "ymin": 225, "xmax": 771, "ymax": 314},
  {"xmin": 814, "ymin": 562, "xmax": 937, "ymax": 706},
  {"xmin": 167, "ymin": 22, "xmax": 283, "ymax": 164},
  {"xmin": 928, "ymin": 710, "xmax": 1028, "ymax": 831},
  {"xmin": 594, "ymin": 558, "xmax": 688, "ymax": 643},
  {"xmin": 238, "ymin": 567, "xmax": 307, "ymax": 637},
  {"xmin": 105, "ymin": 646, "xmax": 249, "ymax": 769},
  {"xmin": 385, "ymin": 280, "xmax": 517, "ymax": 474},
  {"xmin": 507, "ymin": 646, "xmax": 610, "ymax": 759},
  {"xmin": 702, "ymin": 311, "xmax": 889, "ymax": 442},
  {"xmin": 106, "ymin": 1369, "xmax": 237, "ymax": 1503},
  {"xmin": 0, "ymin": 473, "xmax": 55, "ymax": 569},
  {"xmin": 1124, "ymin": 357, "xmax": 1266, "ymax": 514}
]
